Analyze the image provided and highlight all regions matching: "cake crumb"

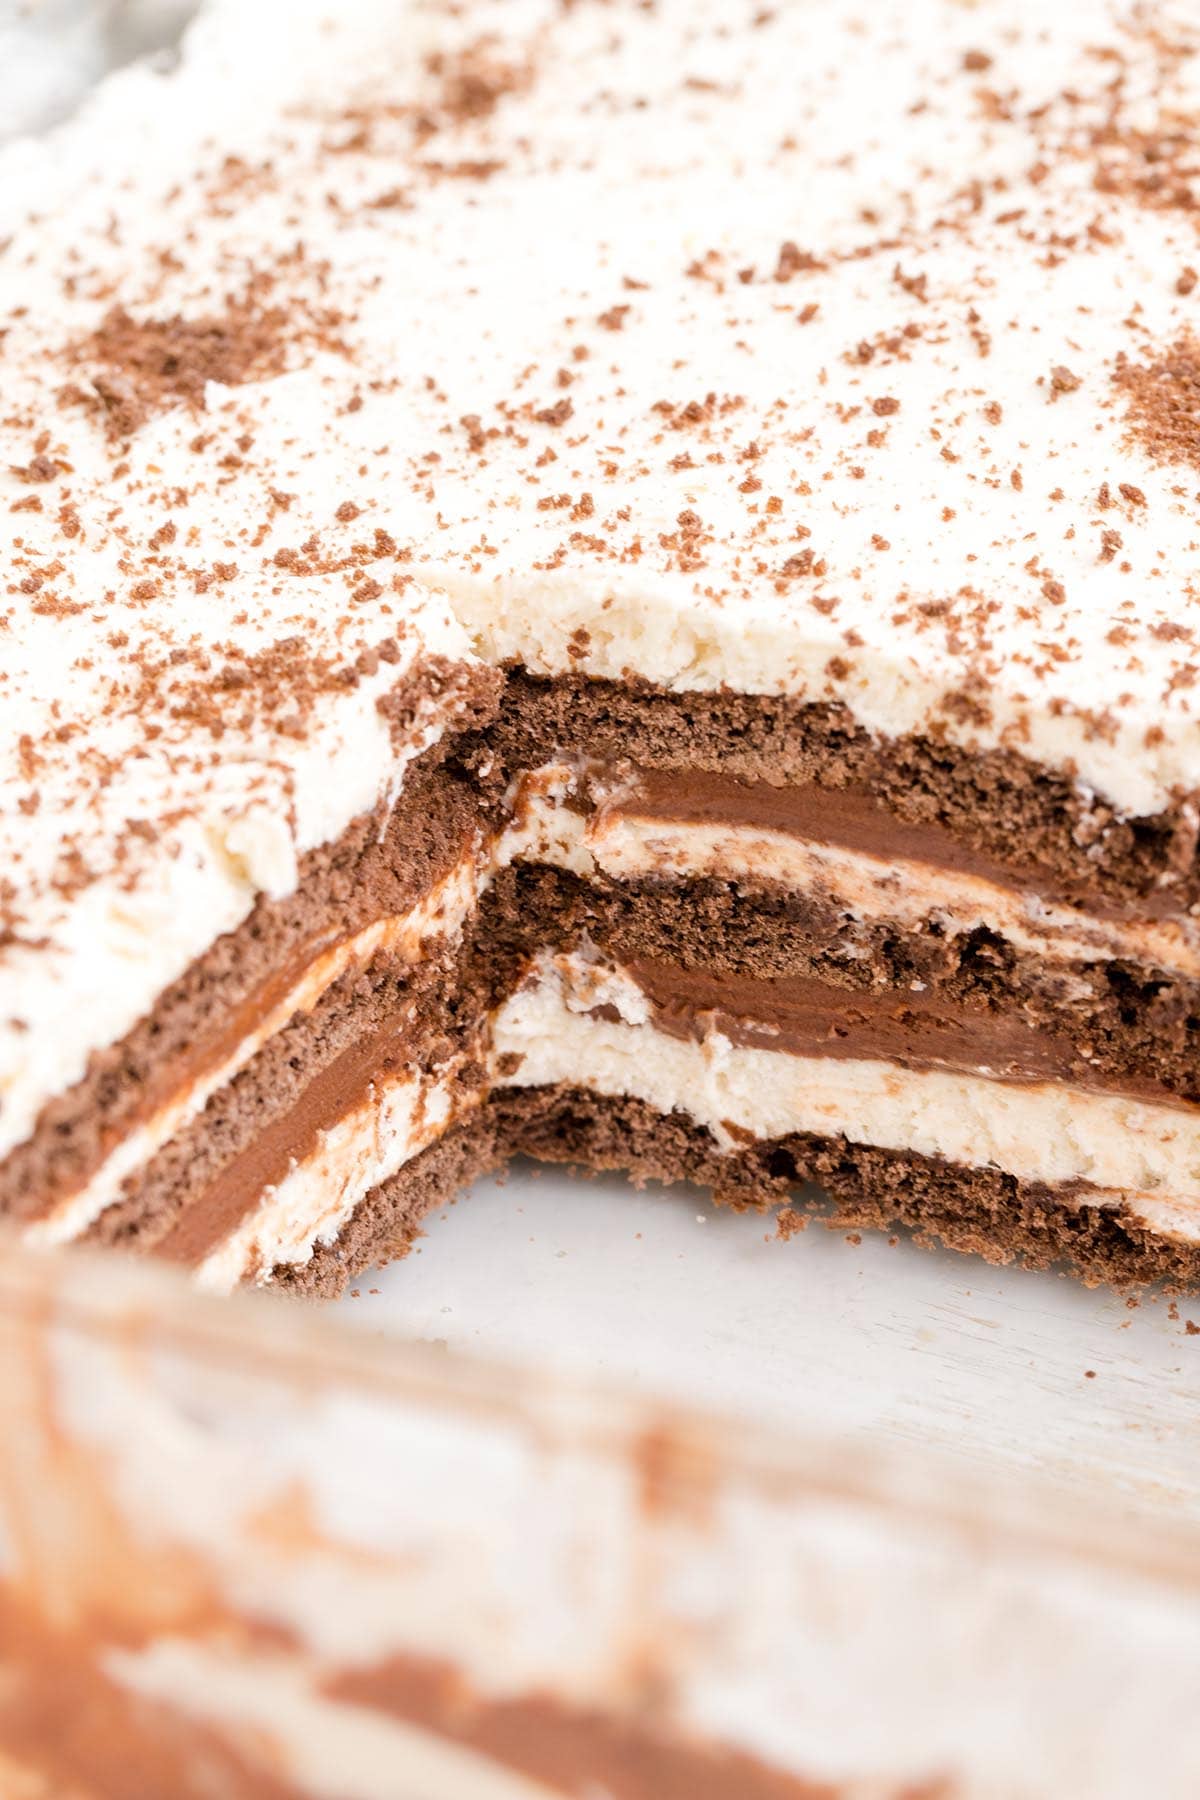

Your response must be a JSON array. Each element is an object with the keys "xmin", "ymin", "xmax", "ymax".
[{"xmin": 775, "ymin": 1206, "xmax": 807, "ymax": 1241}]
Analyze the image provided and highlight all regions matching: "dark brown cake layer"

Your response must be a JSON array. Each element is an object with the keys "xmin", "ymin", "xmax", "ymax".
[
  {"xmin": 461, "ymin": 671, "xmax": 1200, "ymax": 913},
  {"xmin": 267, "ymin": 1085, "xmax": 1200, "ymax": 1300},
  {"xmin": 489, "ymin": 864, "xmax": 1200, "ymax": 1103},
  {"xmin": 497, "ymin": 1087, "xmax": 1200, "ymax": 1290}
]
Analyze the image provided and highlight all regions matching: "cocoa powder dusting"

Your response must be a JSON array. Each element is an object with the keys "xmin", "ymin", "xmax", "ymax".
[
  {"xmin": 1113, "ymin": 334, "xmax": 1200, "ymax": 472},
  {"xmin": 63, "ymin": 279, "xmax": 346, "ymax": 438}
]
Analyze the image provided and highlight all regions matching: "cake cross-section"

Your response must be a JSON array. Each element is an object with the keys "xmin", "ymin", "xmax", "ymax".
[{"xmin": 4, "ymin": 0, "xmax": 1200, "ymax": 1292}]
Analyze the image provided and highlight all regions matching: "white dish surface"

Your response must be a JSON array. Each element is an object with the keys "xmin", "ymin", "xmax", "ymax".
[{"xmin": 333, "ymin": 1164, "xmax": 1200, "ymax": 1519}]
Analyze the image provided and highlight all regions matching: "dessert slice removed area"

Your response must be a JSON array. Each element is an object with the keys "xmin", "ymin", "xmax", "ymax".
[{"xmin": 474, "ymin": 677, "xmax": 1200, "ymax": 1295}]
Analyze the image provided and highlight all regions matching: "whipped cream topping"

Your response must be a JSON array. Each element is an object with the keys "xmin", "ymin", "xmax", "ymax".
[{"xmin": 4, "ymin": 0, "xmax": 1200, "ymax": 1154}]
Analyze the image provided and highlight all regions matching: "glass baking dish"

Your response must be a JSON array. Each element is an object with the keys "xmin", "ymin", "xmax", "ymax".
[{"xmin": 1, "ymin": 1167, "xmax": 1199, "ymax": 1799}]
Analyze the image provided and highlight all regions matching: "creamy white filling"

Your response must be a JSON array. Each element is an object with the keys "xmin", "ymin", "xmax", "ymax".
[
  {"xmin": 491, "ymin": 954, "xmax": 1200, "ymax": 1242},
  {"xmin": 194, "ymin": 1058, "xmax": 476, "ymax": 1296}
]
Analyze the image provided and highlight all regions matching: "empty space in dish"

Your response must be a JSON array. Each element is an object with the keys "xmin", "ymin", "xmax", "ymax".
[{"xmin": 334, "ymin": 1162, "xmax": 1200, "ymax": 1517}]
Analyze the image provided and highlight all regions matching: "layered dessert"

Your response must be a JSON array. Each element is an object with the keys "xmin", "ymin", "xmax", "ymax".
[{"xmin": 4, "ymin": 0, "xmax": 1200, "ymax": 1293}]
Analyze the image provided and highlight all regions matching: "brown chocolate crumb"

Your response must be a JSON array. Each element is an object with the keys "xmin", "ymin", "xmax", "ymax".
[
  {"xmin": 774, "ymin": 241, "xmax": 823, "ymax": 282},
  {"xmin": 534, "ymin": 397, "xmax": 574, "ymax": 428},
  {"xmin": 64, "ymin": 279, "xmax": 345, "ymax": 439},
  {"xmin": 421, "ymin": 42, "xmax": 530, "ymax": 133},
  {"xmin": 1048, "ymin": 364, "xmax": 1081, "ymax": 400},
  {"xmin": 11, "ymin": 454, "xmax": 58, "ymax": 484}
]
